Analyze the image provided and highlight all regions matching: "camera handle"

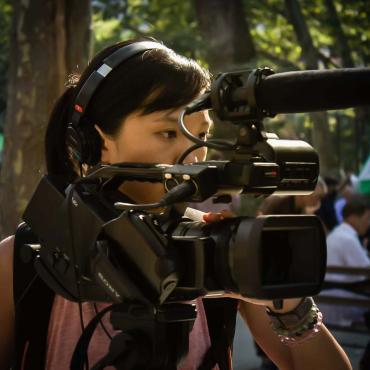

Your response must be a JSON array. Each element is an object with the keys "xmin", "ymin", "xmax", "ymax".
[{"xmin": 71, "ymin": 302, "xmax": 197, "ymax": 370}]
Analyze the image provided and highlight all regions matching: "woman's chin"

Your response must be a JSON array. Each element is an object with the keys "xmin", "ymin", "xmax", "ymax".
[{"xmin": 119, "ymin": 181, "xmax": 166, "ymax": 204}]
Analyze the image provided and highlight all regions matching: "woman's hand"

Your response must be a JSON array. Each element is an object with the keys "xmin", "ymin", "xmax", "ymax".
[{"xmin": 202, "ymin": 209, "xmax": 236, "ymax": 222}]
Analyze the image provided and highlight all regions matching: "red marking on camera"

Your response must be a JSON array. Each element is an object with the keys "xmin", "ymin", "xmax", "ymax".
[{"xmin": 74, "ymin": 104, "xmax": 83, "ymax": 113}]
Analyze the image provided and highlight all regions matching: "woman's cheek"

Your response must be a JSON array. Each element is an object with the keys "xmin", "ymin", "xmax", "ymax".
[{"xmin": 197, "ymin": 147, "xmax": 207, "ymax": 161}]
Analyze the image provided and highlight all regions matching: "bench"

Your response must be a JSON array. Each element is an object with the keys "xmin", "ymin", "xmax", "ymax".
[{"xmin": 314, "ymin": 265, "xmax": 370, "ymax": 351}]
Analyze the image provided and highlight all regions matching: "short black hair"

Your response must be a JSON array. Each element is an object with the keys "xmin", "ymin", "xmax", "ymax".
[{"xmin": 342, "ymin": 194, "xmax": 370, "ymax": 219}]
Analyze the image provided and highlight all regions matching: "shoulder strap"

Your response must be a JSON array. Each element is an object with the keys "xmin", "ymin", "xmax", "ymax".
[
  {"xmin": 198, "ymin": 298, "xmax": 238, "ymax": 370},
  {"xmin": 13, "ymin": 222, "xmax": 55, "ymax": 370}
]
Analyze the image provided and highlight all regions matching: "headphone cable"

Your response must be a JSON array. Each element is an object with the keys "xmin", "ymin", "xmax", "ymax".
[{"xmin": 93, "ymin": 303, "xmax": 113, "ymax": 340}]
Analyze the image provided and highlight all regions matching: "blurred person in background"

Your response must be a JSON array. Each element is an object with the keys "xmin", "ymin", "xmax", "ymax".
[
  {"xmin": 316, "ymin": 176, "xmax": 340, "ymax": 233},
  {"xmin": 319, "ymin": 194, "xmax": 370, "ymax": 370},
  {"xmin": 335, "ymin": 177, "xmax": 357, "ymax": 224},
  {"xmin": 320, "ymin": 194, "xmax": 370, "ymax": 326},
  {"xmin": 257, "ymin": 176, "xmax": 327, "ymax": 216}
]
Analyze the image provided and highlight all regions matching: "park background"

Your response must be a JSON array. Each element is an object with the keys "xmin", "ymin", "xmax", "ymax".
[
  {"xmin": 0, "ymin": 0, "xmax": 369, "ymax": 237},
  {"xmin": 0, "ymin": 1, "xmax": 369, "ymax": 369}
]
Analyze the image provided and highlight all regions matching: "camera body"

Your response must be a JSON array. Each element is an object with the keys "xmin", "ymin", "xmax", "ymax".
[{"xmin": 23, "ymin": 170, "xmax": 326, "ymax": 306}]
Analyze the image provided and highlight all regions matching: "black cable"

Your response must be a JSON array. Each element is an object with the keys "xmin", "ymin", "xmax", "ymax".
[
  {"xmin": 114, "ymin": 200, "xmax": 165, "ymax": 211},
  {"xmin": 77, "ymin": 303, "xmax": 89, "ymax": 370},
  {"xmin": 176, "ymin": 139, "xmax": 236, "ymax": 164},
  {"xmin": 15, "ymin": 274, "xmax": 39, "ymax": 307},
  {"xmin": 93, "ymin": 303, "xmax": 113, "ymax": 340},
  {"xmin": 161, "ymin": 180, "xmax": 196, "ymax": 203},
  {"xmin": 114, "ymin": 181, "xmax": 196, "ymax": 211},
  {"xmin": 176, "ymin": 143, "xmax": 204, "ymax": 164},
  {"xmin": 71, "ymin": 304, "xmax": 117, "ymax": 370},
  {"xmin": 178, "ymin": 110, "xmax": 235, "ymax": 150}
]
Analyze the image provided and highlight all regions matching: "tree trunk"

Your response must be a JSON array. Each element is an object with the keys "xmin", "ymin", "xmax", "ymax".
[
  {"xmin": 194, "ymin": 0, "xmax": 256, "ymax": 144},
  {"xmin": 65, "ymin": 0, "xmax": 92, "ymax": 74},
  {"xmin": 194, "ymin": 0, "xmax": 256, "ymax": 72},
  {"xmin": 284, "ymin": 0, "xmax": 337, "ymax": 176},
  {"xmin": 0, "ymin": 0, "xmax": 91, "ymax": 238},
  {"xmin": 324, "ymin": 0, "xmax": 370, "ymax": 171},
  {"xmin": 323, "ymin": 0, "xmax": 354, "ymax": 68}
]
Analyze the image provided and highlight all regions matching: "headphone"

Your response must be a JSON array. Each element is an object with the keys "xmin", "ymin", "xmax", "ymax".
[{"xmin": 66, "ymin": 41, "xmax": 168, "ymax": 166}]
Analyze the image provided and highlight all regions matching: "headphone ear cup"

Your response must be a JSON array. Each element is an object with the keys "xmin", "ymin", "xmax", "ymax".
[
  {"xmin": 81, "ymin": 124, "xmax": 102, "ymax": 166},
  {"xmin": 66, "ymin": 124, "xmax": 85, "ymax": 163},
  {"xmin": 66, "ymin": 122, "xmax": 101, "ymax": 166}
]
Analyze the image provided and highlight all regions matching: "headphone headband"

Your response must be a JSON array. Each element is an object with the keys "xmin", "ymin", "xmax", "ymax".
[{"xmin": 71, "ymin": 41, "xmax": 168, "ymax": 127}]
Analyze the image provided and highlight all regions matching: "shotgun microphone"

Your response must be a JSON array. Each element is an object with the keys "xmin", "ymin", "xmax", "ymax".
[{"xmin": 232, "ymin": 67, "xmax": 370, "ymax": 115}]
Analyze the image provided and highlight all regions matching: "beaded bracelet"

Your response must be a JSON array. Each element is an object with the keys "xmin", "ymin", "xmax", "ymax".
[{"xmin": 266, "ymin": 297, "xmax": 324, "ymax": 346}]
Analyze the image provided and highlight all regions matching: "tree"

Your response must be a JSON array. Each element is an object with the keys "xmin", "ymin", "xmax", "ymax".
[
  {"xmin": 284, "ymin": 0, "xmax": 338, "ymax": 176},
  {"xmin": 194, "ymin": 0, "xmax": 256, "ymax": 72},
  {"xmin": 322, "ymin": 0, "xmax": 370, "ymax": 171},
  {"xmin": 92, "ymin": 0, "xmax": 203, "ymax": 59},
  {"xmin": 324, "ymin": 0, "xmax": 354, "ymax": 67},
  {"xmin": 0, "ymin": 0, "xmax": 91, "ymax": 238}
]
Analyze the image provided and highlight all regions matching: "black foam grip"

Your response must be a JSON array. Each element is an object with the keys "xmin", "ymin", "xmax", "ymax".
[{"xmin": 255, "ymin": 68, "xmax": 370, "ymax": 114}]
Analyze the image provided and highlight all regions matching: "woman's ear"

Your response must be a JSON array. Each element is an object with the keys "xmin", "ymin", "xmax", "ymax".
[{"xmin": 94, "ymin": 124, "xmax": 113, "ymax": 164}]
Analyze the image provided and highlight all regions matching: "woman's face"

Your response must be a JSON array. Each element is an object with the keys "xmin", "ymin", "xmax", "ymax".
[{"xmin": 98, "ymin": 107, "xmax": 212, "ymax": 203}]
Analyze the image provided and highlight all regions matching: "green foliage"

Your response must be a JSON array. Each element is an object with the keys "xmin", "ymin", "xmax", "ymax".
[
  {"xmin": 244, "ymin": 0, "xmax": 302, "ymax": 70},
  {"xmin": 91, "ymin": 0, "xmax": 369, "ymax": 71},
  {"xmin": 0, "ymin": 0, "xmax": 367, "ymax": 172},
  {"xmin": 337, "ymin": 0, "xmax": 370, "ymax": 65},
  {"xmin": 304, "ymin": 0, "xmax": 370, "ymax": 66},
  {"xmin": 90, "ymin": 0, "xmax": 369, "ymax": 173},
  {"xmin": 92, "ymin": 0, "xmax": 205, "ymax": 61},
  {"xmin": 243, "ymin": 0, "xmax": 369, "ymax": 172},
  {"xmin": 93, "ymin": 12, "xmax": 124, "ymax": 52}
]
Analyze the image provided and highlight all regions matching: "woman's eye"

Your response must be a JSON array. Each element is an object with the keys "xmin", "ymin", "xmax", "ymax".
[{"xmin": 160, "ymin": 130, "xmax": 177, "ymax": 139}]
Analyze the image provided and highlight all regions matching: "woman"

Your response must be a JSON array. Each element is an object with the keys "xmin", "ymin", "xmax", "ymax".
[{"xmin": 0, "ymin": 38, "xmax": 352, "ymax": 370}]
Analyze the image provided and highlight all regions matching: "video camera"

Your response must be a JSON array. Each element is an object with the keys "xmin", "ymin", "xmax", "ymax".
[{"xmin": 23, "ymin": 67, "xmax": 370, "ymax": 306}]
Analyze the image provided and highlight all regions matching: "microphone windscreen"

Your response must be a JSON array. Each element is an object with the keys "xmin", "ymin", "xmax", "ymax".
[{"xmin": 256, "ymin": 68, "xmax": 370, "ymax": 114}]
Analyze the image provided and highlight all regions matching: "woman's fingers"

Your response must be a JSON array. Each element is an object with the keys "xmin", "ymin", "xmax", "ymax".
[{"xmin": 203, "ymin": 209, "xmax": 236, "ymax": 223}]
